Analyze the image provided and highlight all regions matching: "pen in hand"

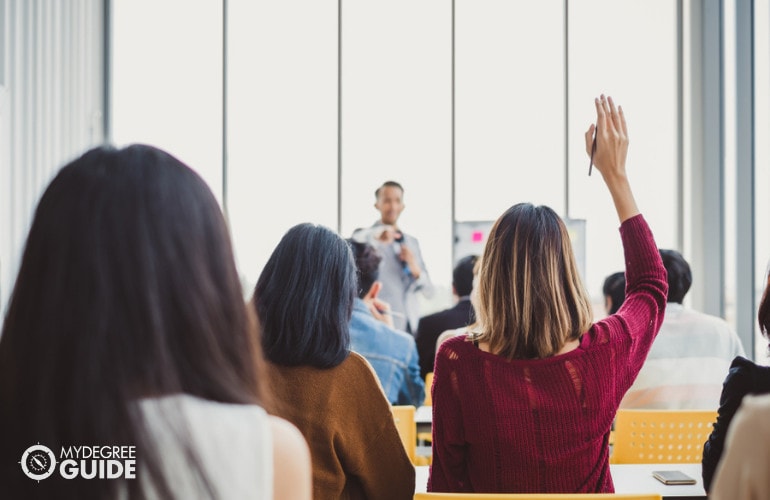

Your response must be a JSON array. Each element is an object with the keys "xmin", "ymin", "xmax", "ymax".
[{"xmin": 588, "ymin": 128, "xmax": 597, "ymax": 176}]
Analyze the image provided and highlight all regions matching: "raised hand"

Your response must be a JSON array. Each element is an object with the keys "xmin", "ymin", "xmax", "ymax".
[{"xmin": 585, "ymin": 95, "xmax": 639, "ymax": 223}]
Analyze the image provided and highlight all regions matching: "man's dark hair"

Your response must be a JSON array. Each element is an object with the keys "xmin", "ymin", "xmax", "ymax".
[
  {"xmin": 375, "ymin": 180, "xmax": 404, "ymax": 199},
  {"xmin": 255, "ymin": 223, "xmax": 356, "ymax": 369},
  {"xmin": 453, "ymin": 255, "xmax": 479, "ymax": 298},
  {"xmin": 347, "ymin": 239, "xmax": 382, "ymax": 299},
  {"xmin": 602, "ymin": 271, "xmax": 626, "ymax": 315},
  {"xmin": 659, "ymin": 249, "xmax": 692, "ymax": 303}
]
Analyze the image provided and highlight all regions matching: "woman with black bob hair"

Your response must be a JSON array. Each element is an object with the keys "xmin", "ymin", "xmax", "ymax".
[
  {"xmin": 254, "ymin": 223, "xmax": 414, "ymax": 499},
  {"xmin": 0, "ymin": 144, "xmax": 310, "ymax": 499}
]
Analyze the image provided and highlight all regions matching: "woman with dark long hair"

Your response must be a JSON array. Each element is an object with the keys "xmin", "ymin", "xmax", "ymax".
[
  {"xmin": 254, "ymin": 223, "xmax": 414, "ymax": 500},
  {"xmin": 428, "ymin": 96, "xmax": 669, "ymax": 493},
  {"xmin": 0, "ymin": 145, "xmax": 310, "ymax": 499}
]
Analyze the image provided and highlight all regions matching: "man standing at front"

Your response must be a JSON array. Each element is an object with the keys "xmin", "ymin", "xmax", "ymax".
[{"xmin": 353, "ymin": 181, "xmax": 433, "ymax": 334}]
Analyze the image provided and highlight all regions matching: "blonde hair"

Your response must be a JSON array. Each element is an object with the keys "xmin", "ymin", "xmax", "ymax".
[{"xmin": 473, "ymin": 203, "xmax": 593, "ymax": 359}]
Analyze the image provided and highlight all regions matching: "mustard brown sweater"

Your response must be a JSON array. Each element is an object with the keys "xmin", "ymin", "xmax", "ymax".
[{"xmin": 267, "ymin": 352, "xmax": 415, "ymax": 500}]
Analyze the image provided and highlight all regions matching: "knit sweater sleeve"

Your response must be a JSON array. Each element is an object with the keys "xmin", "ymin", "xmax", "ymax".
[
  {"xmin": 428, "ymin": 339, "xmax": 471, "ymax": 492},
  {"xmin": 596, "ymin": 214, "xmax": 667, "ymax": 399}
]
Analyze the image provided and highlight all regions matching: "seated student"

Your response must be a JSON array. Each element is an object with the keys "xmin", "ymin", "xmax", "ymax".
[
  {"xmin": 253, "ymin": 224, "xmax": 414, "ymax": 500},
  {"xmin": 347, "ymin": 240, "xmax": 425, "ymax": 407},
  {"xmin": 429, "ymin": 96, "xmax": 668, "ymax": 493},
  {"xmin": 434, "ymin": 258, "xmax": 482, "ymax": 353},
  {"xmin": 709, "ymin": 393, "xmax": 770, "ymax": 499},
  {"xmin": 603, "ymin": 271, "xmax": 626, "ymax": 315},
  {"xmin": 0, "ymin": 145, "xmax": 310, "ymax": 500},
  {"xmin": 620, "ymin": 249, "xmax": 746, "ymax": 409},
  {"xmin": 701, "ymin": 270, "xmax": 770, "ymax": 492},
  {"xmin": 416, "ymin": 255, "xmax": 479, "ymax": 379}
]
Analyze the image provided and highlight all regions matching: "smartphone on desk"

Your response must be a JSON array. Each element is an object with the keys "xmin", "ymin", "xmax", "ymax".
[{"xmin": 652, "ymin": 470, "xmax": 697, "ymax": 485}]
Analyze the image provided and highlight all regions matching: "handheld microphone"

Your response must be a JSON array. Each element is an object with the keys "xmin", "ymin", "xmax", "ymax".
[{"xmin": 394, "ymin": 232, "xmax": 412, "ymax": 277}]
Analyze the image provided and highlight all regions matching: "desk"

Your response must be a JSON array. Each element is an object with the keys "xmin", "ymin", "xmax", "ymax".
[
  {"xmin": 415, "ymin": 405, "xmax": 432, "ymax": 436},
  {"xmin": 415, "ymin": 463, "xmax": 705, "ymax": 499}
]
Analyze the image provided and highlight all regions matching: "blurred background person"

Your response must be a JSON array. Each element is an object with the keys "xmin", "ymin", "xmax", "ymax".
[
  {"xmin": 347, "ymin": 239, "xmax": 425, "ymax": 407},
  {"xmin": 602, "ymin": 271, "xmax": 626, "ymax": 315},
  {"xmin": 416, "ymin": 254, "xmax": 479, "ymax": 379},
  {"xmin": 621, "ymin": 249, "xmax": 745, "ymax": 409},
  {"xmin": 0, "ymin": 145, "xmax": 310, "ymax": 500},
  {"xmin": 352, "ymin": 181, "xmax": 434, "ymax": 333}
]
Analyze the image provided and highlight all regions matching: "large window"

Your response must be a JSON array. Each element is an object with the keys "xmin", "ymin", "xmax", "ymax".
[
  {"xmin": 109, "ymin": 1, "xmax": 766, "ymax": 356},
  {"xmin": 568, "ymin": 0, "xmax": 679, "ymax": 312},
  {"xmin": 111, "ymin": 0, "xmax": 223, "ymax": 200}
]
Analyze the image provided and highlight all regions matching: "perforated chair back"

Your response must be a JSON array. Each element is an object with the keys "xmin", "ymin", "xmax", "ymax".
[
  {"xmin": 611, "ymin": 409, "xmax": 717, "ymax": 464},
  {"xmin": 414, "ymin": 494, "xmax": 662, "ymax": 499},
  {"xmin": 393, "ymin": 405, "xmax": 416, "ymax": 464}
]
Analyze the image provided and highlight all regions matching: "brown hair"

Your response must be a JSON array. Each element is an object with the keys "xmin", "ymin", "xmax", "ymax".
[{"xmin": 474, "ymin": 203, "xmax": 593, "ymax": 359}]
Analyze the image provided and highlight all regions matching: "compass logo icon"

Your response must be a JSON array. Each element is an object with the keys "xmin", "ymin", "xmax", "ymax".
[{"xmin": 20, "ymin": 444, "xmax": 57, "ymax": 481}]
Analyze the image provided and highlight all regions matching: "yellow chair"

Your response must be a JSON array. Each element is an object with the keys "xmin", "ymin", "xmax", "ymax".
[
  {"xmin": 424, "ymin": 372, "xmax": 434, "ymax": 406},
  {"xmin": 393, "ymin": 405, "xmax": 416, "ymax": 464},
  {"xmin": 414, "ymin": 494, "xmax": 661, "ymax": 499},
  {"xmin": 611, "ymin": 409, "xmax": 717, "ymax": 464}
]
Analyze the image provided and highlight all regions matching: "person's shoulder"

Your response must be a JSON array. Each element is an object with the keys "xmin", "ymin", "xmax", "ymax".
[
  {"xmin": 436, "ymin": 333, "xmax": 472, "ymax": 358},
  {"xmin": 346, "ymin": 351, "xmax": 383, "ymax": 377}
]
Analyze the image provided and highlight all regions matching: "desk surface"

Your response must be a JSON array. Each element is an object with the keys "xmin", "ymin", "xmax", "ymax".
[
  {"xmin": 415, "ymin": 405, "xmax": 432, "ymax": 423},
  {"xmin": 415, "ymin": 463, "xmax": 705, "ymax": 498}
]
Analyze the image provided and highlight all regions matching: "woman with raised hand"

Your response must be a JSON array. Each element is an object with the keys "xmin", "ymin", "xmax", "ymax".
[
  {"xmin": 428, "ymin": 96, "xmax": 668, "ymax": 493},
  {"xmin": 0, "ymin": 145, "xmax": 311, "ymax": 499},
  {"xmin": 253, "ymin": 223, "xmax": 415, "ymax": 500}
]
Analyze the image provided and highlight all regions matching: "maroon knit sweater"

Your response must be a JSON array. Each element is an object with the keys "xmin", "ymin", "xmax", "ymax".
[{"xmin": 428, "ymin": 214, "xmax": 667, "ymax": 493}]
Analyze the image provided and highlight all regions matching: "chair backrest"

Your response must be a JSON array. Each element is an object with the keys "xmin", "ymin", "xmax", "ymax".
[
  {"xmin": 611, "ymin": 409, "xmax": 717, "ymax": 464},
  {"xmin": 414, "ymin": 494, "xmax": 662, "ymax": 499},
  {"xmin": 393, "ymin": 405, "xmax": 416, "ymax": 463},
  {"xmin": 424, "ymin": 372, "xmax": 434, "ymax": 406}
]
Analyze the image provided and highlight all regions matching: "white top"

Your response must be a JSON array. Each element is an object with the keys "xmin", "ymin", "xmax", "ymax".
[
  {"xmin": 132, "ymin": 394, "xmax": 272, "ymax": 499},
  {"xmin": 711, "ymin": 394, "xmax": 770, "ymax": 499},
  {"xmin": 621, "ymin": 303, "xmax": 745, "ymax": 409}
]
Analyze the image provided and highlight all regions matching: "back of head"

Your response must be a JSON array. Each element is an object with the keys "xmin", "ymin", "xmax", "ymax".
[
  {"xmin": 347, "ymin": 239, "xmax": 382, "ymax": 298},
  {"xmin": 255, "ymin": 223, "xmax": 356, "ymax": 369},
  {"xmin": 659, "ymin": 249, "xmax": 692, "ymax": 303},
  {"xmin": 475, "ymin": 203, "xmax": 593, "ymax": 359},
  {"xmin": 603, "ymin": 271, "xmax": 627, "ymax": 315},
  {"xmin": 453, "ymin": 255, "xmax": 479, "ymax": 298},
  {"xmin": 0, "ymin": 144, "xmax": 262, "ymax": 498}
]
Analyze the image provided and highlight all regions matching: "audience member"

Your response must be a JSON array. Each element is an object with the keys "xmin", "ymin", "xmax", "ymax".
[
  {"xmin": 602, "ymin": 271, "xmax": 626, "ymax": 315},
  {"xmin": 416, "ymin": 255, "xmax": 479, "ymax": 378},
  {"xmin": 254, "ymin": 223, "xmax": 414, "ymax": 500},
  {"xmin": 347, "ymin": 239, "xmax": 425, "ymax": 407},
  {"xmin": 434, "ymin": 258, "xmax": 483, "ymax": 353},
  {"xmin": 620, "ymin": 249, "xmax": 745, "ymax": 409},
  {"xmin": 428, "ymin": 96, "xmax": 668, "ymax": 493},
  {"xmin": 702, "ymin": 271, "xmax": 770, "ymax": 491},
  {"xmin": 0, "ymin": 145, "xmax": 310, "ymax": 500},
  {"xmin": 352, "ymin": 181, "xmax": 434, "ymax": 333},
  {"xmin": 709, "ymin": 393, "xmax": 770, "ymax": 499}
]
